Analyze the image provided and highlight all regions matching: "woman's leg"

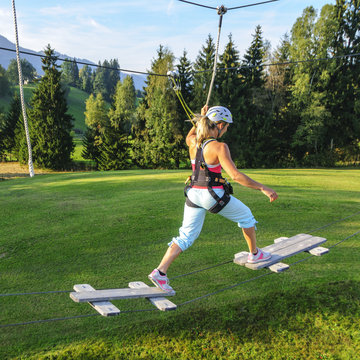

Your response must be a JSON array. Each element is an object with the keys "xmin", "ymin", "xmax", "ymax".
[
  {"xmin": 217, "ymin": 192, "xmax": 258, "ymax": 253},
  {"xmin": 157, "ymin": 243, "xmax": 183, "ymax": 274},
  {"xmin": 242, "ymin": 226, "xmax": 257, "ymax": 254},
  {"xmin": 156, "ymin": 202, "xmax": 207, "ymax": 274}
]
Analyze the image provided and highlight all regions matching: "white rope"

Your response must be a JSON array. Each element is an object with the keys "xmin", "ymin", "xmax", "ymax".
[
  {"xmin": 205, "ymin": 6, "xmax": 226, "ymax": 106},
  {"xmin": 11, "ymin": 0, "xmax": 34, "ymax": 177}
]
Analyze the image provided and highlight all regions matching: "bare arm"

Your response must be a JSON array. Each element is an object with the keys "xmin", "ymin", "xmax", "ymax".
[
  {"xmin": 186, "ymin": 126, "xmax": 196, "ymax": 147},
  {"xmin": 218, "ymin": 143, "xmax": 278, "ymax": 202}
]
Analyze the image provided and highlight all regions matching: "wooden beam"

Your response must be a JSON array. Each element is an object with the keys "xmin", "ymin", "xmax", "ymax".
[
  {"xmin": 128, "ymin": 281, "xmax": 177, "ymax": 311},
  {"xmin": 73, "ymin": 284, "xmax": 120, "ymax": 316},
  {"xmin": 234, "ymin": 234, "xmax": 327, "ymax": 270},
  {"xmin": 70, "ymin": 286, "xmax": 175, "ymax": 303}
]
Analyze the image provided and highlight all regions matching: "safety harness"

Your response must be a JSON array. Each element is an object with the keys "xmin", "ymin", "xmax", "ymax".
[{"xmin": 184, "ymin": 138, "xmax": 233, "ymax": 214}]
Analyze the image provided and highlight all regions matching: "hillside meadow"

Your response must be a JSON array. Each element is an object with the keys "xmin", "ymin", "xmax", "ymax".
[{"xmin": 0, "ymin": 168, "xmax": 359, "ymax": 359}]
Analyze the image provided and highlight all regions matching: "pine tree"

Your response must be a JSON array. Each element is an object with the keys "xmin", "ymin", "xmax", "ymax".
[
  {"xmin": 289, "ymin": 4, "xmax": 344, "ymax": 165},
  {"xmin": 93, "ymin": 59, "xmax": 120, "ymax": 102},
  {"xmin": 131, "ymin": 99, "xmax": 149, "ymax": 168},
  {"xmin": 0, "ymin": 110, "xmax": 5, "ymax": 160},
  {"xmin": 176, "ymin": 49, "xmax": 194, "ymax": 137},
  {"xmin": 79, "ymin": 65, "xmax": 93, "ymax": 93},
  {"xmin": 61, "ymin": 58, "xmax": 79, "ymax": 87},
  {"xmin": 176, "ymin": 49, "xmax": 193, "ymax": 110},
  {"xmin": 325, "ymin": 0, "xmax": 360, "ymax": 163},
  {"xmin": 216, "ymin": 34, "xmax": 245, "ymax": 163},
  {"xmin": 107, "ymin": 59, "xmax": 121, "ymax": 101},
  {"xmin": 83, "ymin": 93, "xmax": 108, "ymax": 168},
  {"xmin": 240, "ymin": 25, "xmax": 275, "ymax": 167},
  {"xmin": 6, "ymin": 59, "xmax": 36, "ymax": 84},
  {"xmin": 241, "ymin": 25, "xmax": 266, "ymax": 89},
  {"xmin": 134, "ymin": 45, "xmax": 185, "ymax": 168},
  {"xmin": 0, "ymin": 65, "xmax": 11, "ymax": 97},
  {"xmin": 97, "ymin": 125, "xmax": 130, "ymax": 170},
  {"xmin": 2, "ymin": 93, "xmax": 22, "ymax": 154},
  {"xmin": 82, "ymin": 127, "xmax": 101, "ymax": 169},
  {"xmin": 192, "ymin": 34, "xmax": 217, "ymax": 110},
  {"xmin": 84, "ymin": 93, "xmax": 108, "ymax": 130},
  {"xmin": 93, "ymin": 62, "xmax": 108, "ymax": 100},
  {"xmin": 265, "ymin": 34, "xmax": 297, "ymax": 166},
  {"xmin": 22, "ymin": 45, "xmax": 74, "ymax": 170},
  {"xmin": 109, "ymin": 76, "xmax": 136, "ymax": 135}
]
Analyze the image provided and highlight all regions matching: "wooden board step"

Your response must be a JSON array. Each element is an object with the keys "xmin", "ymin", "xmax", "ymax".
[
  {"xmin": 70, "ymin": 286, "xmax": 175, "ymax": 303},
  {"xmin": 307, "ymin": 246, "xmax": 329, "ymax": 256},
  {"xmin": 128, "ymin": 281, "xmax": 177, "ymax": 311},
  {"xmin": 73, "ymin": 284, "xmax": 120, "ymax": 317},
  {"xmin": 234, "ymin": 233, "xmax": 327, "ymax": 271},
  {"xmin": 268, "ymin": 262, "xmax": 290, "ymax": 273}
]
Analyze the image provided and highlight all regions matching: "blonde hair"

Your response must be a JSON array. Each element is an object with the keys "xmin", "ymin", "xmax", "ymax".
[{"xmin": 193, "ymin": 115, "xmax": 224, "ymax": 147}]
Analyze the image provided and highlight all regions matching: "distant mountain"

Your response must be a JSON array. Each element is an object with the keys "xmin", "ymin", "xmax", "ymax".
[{"xmin": 0, "ymin": 35, "xmax": 146, "ymax": 90}]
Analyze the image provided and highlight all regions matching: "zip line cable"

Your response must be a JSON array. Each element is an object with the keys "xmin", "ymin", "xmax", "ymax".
[
  {"xmin": 0, "ymin": 209, "xmax": 359, "ymax": 299},
  {"xmin": 11, "ymin": 0, "xmax": 34, "ymax": 178},
  {"xmin": 0, "ymin": 47, "xmax": 167, "ymax": 77},
  {"xmin": 228, "ymin": 0, "xmax": 279, "ymax": 10},
  {"xmin": 177, "ymin": 0, "xmax": 279, "ymax": 11},
  {"xmin": 1, "ymin": 229, "xmax": 358, "ymax": 329},
  {"xmin": 1, "ymin": 46, "xmax": 359, "ymax": 78}
]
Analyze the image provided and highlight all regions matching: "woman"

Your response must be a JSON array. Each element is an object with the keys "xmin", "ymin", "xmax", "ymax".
[{"xmin": 149, "ymin": 105, "xmax": 278, "ymax": 292}]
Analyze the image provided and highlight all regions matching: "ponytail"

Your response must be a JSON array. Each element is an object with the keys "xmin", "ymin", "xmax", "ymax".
[{"xmin": 193, "ymin": 115, "xmax": 217, "ymax": 147}]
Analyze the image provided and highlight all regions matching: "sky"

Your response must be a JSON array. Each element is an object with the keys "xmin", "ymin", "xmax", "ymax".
[{"xmin": 0, "ymin": 0, "xmax": 334, "ymax": 73}]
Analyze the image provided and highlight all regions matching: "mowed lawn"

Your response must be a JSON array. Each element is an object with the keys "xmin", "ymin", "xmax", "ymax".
[{"xmin": 0, "ymin": 169, "xmax": 359, "ymax": 359}]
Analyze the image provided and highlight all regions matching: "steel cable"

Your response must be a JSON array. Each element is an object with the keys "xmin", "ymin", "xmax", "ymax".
[{"xmin": 1, "ymin": 46, "xmax": 358, "ymax": 79}]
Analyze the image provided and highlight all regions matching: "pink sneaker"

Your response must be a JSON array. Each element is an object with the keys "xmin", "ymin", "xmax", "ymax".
[
  {"xmin": 148, "ymin": 269, "xmax": 175, "ymax": 294},
  {"xmin": 247, "ymin": 248, "xmax": 271, "ymax": 264}
]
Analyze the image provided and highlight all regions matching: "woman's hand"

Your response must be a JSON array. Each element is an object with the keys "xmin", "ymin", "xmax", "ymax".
[
  {"xmin": 261, "ymin": 186, "xmax": 278, "ymax": 202},
  {"xmin": 201, "ymin": 105, "xmax": 209, "ymax": 116}
]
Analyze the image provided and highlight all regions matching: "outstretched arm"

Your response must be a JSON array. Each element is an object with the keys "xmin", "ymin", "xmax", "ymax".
[{"xmin": 217, "ymin": 143, "xmax": 278, "ymax": 202}]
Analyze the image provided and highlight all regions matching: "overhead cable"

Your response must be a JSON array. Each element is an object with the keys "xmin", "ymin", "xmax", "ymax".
[
  {"xmin": 1, "ymin": 46, "xmax": 359, "ymax": 79},
  {"xmin": 177, "ymin": 0, "xmax": 279, "ymax": 11},
  {"xmin": 0, "ymin": 47, "xmax": 167, "ymax": 77}
]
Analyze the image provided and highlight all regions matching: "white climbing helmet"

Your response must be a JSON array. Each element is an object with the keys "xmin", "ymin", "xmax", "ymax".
[{"xmin": 206, "ymin": 106, "xmax": 233, "ymax": 124}]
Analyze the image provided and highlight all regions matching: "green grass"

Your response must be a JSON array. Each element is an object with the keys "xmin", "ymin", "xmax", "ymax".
[
  {"xmin": 0, "ymin": 169, "xmax": 359, "ymax": 359},
  {"xmin": 66, "ymin": 87, "xmax": 91, "ymax": 134}
]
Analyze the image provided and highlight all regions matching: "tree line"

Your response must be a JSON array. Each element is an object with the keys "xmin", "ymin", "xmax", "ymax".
[
  {"xmin": 0, "ymin": 1, "xmax": 359, "ymax": 170},
  {"xmin": 85, "ymin": 1, "xmax": 360, "ymax": 169}
]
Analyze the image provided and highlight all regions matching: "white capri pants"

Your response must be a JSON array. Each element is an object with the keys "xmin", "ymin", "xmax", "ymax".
[{"xmin": 169, "ymin": 188, "xmax": 257, "ymax": 251}]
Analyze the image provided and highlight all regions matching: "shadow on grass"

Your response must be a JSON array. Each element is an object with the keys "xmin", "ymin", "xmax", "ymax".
[
  {"xmin": 26, "ymin": 280, "xmax": 359, "ymax": 359},
  {"xmin": 137, "ymin": 279, "xmax": 359, "ymax": 338}
]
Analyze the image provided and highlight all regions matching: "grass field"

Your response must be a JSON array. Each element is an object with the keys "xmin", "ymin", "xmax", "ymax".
[{"xmin": 0, "ymin": 169, "xmax": 359, "ymax": 359}]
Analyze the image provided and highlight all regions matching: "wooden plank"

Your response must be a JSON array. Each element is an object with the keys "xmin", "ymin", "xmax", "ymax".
[
  {"xmin": 268, "ymin": 262, "xmax": 289, "ymax": 273},
  {"xmin": 70, "ymin": 286, "xmax": 175, "ymax": 303},
  {"xmin": 274, "ymin": 237, "xmax": 289, "ymax": 244},
  {"xmin": 73, "ymin": 284, "xmax": 120, "ymax": 316},
  {"xmin": 128, "ymin": 281, "xmax": 177, "ymax": 311},
  {"xmin": 307, "ymin": 246, "xmax": 329, "ymax": 256},
  {"xmin": 233, "ymin": 251, "xmax": 248, "ymax": 259},
  {"xmin": 234, "ymin": 234, "xmax": 327, "ymax": 270},
  {"xmin": 234, "ymin": 233, "xmax": 314, "ymax": 266}
]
